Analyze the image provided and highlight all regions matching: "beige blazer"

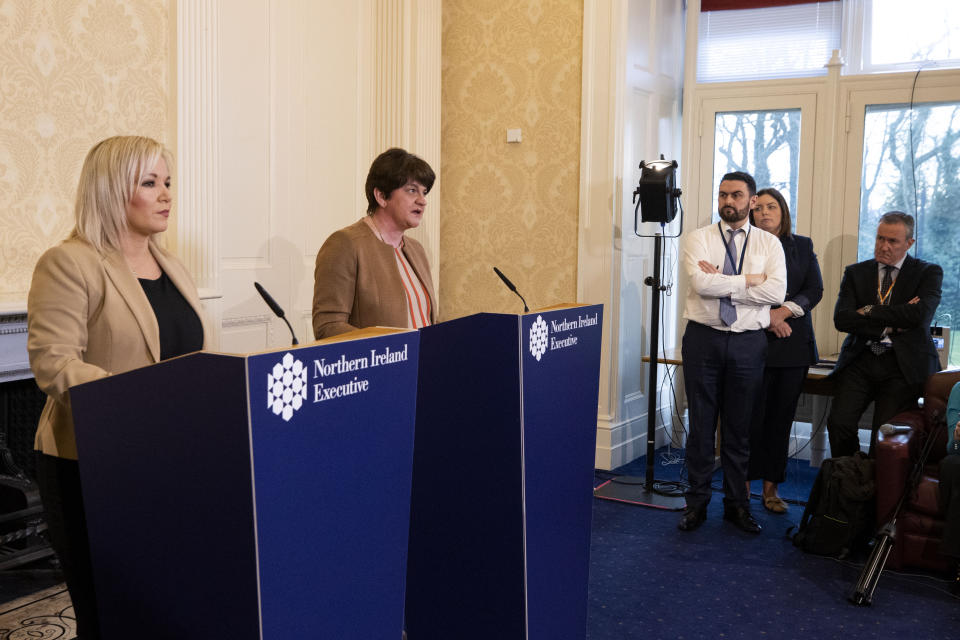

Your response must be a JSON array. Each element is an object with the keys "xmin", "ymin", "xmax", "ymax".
[
  {"xmin": 27, "ymin": 237, "xmax": 211, "ymax": 460},
  {"xmin": 312, "ymin": 219, "xmax": 437, "ymax": 339}
]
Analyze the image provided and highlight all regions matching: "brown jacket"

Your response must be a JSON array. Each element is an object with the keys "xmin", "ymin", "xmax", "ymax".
[
  {"xmin": 312, "ymin": 219, "xmax": 436, "ymax": 338},
  {"xmin": 27, "ymin": 238, "xmax": 211, "ymax": 459}
]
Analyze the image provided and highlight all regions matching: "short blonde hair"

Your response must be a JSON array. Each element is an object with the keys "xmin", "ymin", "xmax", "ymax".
[{"xmin": 71, "ymin": 136, "xmax": 173, "ymax": 253}]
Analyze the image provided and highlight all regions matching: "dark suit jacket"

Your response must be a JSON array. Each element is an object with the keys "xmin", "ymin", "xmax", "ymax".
[
  {"xmin": 766, "ymin": 234, "xmax": 823, "ymax": 367},
  {"xmin": 833, "ymin": 254, "xmax": 943, "ymax": 385}
]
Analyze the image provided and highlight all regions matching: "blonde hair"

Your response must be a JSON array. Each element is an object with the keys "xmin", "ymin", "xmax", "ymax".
[{"xmin": 70, "ymin": 136, "xmax": 173, "ymax": 253}]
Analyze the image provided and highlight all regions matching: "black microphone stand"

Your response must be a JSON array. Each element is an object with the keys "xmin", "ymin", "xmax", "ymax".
[
  {"xmin": 493, "ymin": 267, "xmax": 529, "ymax": 312},
  {"xmin": 850, "ymin": 411, "xmax": 946, "ymax": 605},
  {"xmin": 254, "ymin": 282, "xmax": 300, "ymax": 347}
]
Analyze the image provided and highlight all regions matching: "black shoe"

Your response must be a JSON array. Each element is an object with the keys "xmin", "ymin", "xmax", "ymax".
[
  {"xmin": 678, "ymin": 506, "xmax": 707, "ymax": 531},
  {"xmin": 723, "ymin": 505, "xmax": 761, "ymax": 534}
]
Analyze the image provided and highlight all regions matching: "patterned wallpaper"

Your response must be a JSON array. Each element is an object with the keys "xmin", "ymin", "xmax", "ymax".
[
  {"xmin": 0, "ymin": 0, "xmax": 169, "ymax": 304},
  {"xmin": 439, "ymin": 0, "xmax": 583, "ymax": 320}
]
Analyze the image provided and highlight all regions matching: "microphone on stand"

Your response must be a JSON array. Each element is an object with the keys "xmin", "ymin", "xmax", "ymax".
[
  {"xmin": 254, "ymin": 282, "xmax": 299, "ymax": 346},
  {"xmin": 493, "ymin": 267, "xmax": 529, "ymax": 312}
]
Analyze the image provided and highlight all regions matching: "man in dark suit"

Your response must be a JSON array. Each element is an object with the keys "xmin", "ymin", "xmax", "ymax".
[{"xmin": 828, "ymin": 211, "xmax": 943, "ymax": 457}]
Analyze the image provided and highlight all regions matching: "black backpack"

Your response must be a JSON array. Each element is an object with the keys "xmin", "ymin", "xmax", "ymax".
[{"xmin": 792, "ymin": 452, "xmax": 876, "ymax": 558}]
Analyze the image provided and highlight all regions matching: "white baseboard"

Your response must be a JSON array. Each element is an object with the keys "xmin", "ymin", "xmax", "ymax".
[
  {"xmin": 595, "ymin": 418, "xmax": 872, "ymax": 471},
  {"xmin": 594, "ymin": 403, "xmax": 684, "ymax": 471}
]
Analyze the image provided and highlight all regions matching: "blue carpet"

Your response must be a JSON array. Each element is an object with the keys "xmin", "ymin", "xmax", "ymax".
[{"xmin": 586, "ymin": 448, "xmax": 959, "ymax": 639}]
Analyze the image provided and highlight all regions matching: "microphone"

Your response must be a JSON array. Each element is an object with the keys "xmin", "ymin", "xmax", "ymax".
[
  {"xmin": 493, "ymin": 266, "xmax": 529, "ymax": 312},
  {"xmin": 878, "ymin": 423, "xmax": 911, "ymax": 436},
  {"xmin": 254, "ymin": 282, "xmax": 299, "ymax": 346}
]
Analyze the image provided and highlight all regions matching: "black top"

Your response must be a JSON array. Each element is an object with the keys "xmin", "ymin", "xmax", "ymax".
[
  {"xmin": 138, "ymin": 272, "xmax": 204, "ymax": 361},
  {"xmin": 765, "ymin": 234, "xmax": 823, "ymax": 368}
]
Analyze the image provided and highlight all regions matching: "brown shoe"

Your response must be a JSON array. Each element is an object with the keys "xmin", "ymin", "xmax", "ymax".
[{"xmin": 763, "ymin": 495, "xmax": 788, "ymax": 514}]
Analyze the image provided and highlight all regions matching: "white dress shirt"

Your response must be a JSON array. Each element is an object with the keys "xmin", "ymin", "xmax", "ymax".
[{"xmin": 682, "ymin": 220, "xmax": 787, "ymax": 332}]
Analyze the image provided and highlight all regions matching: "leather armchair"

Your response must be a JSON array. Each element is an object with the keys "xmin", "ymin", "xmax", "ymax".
[{"xmin": 874, "ymin": 369, "xmax": 960, "ymax": 571}]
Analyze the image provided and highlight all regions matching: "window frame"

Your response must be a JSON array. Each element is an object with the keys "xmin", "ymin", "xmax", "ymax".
[
  {"xmin": 838, "ymin": 73, "xmax": 960, "ymax": 273},
  {"xmin": 694, "ymin": 88, "xmax": 819, "ymax": 234},
  {"xmin": 843, "ymin": 0, "xmax": 960, "ymax": 75}
]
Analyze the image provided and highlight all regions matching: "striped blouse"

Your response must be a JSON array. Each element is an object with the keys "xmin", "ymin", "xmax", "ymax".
[{"xmin": 394, "ymin": 243, "xmax": 432, "ymax": 329}]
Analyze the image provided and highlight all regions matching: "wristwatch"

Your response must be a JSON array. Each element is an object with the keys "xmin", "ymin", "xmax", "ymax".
[{"xmin": 860, "ymin": 305, "xmax": 873, "ymax": 316}]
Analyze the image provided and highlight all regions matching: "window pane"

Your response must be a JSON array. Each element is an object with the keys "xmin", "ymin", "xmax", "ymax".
[
  {"xmin": 697, "ymin": 2, "xmax": 841, "ymax": 83},
  {"xmin": 868, "ymin": 0, "xmax": 960, "ymax": 68},
  {"xmin": 859, "ymin": 101, "xmax": 960, "ymax": 366},
  {"xmin": 712, "ymin": 109, "xmax": 801, "ymax": 228}
]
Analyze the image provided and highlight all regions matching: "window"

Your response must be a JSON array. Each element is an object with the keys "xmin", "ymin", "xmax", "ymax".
[
  {"xmin": 848, "ymin": 0, "xmax": 960, "ymax": 74},
  {"xmin": 857, "ymin": 100, "xmax": 960, "ymax": 364},
  {"xmin": 697, "ymin": 0, "xmax": 960, "ymax": 82},
  {"xmin": 711, "ymin": 109, "xmax": 802, "ymax": 227}
]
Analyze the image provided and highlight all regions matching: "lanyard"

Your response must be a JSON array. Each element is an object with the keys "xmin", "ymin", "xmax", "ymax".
[
  {"xmin": 877, "ymin": 267, "xmax": 896, "ymax": 304},
  {"xmin": 717, "ymin": 222, "xmax": 750, "ymax": 275}
]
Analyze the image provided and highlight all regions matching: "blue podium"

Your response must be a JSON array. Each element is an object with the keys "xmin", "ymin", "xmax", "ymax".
[
  {"xmin": 405, "ymin": 304, "xmax": 603, "ymax": 640},
  {"xmin": 70, "ymin": 327, "xmax": 420, "ymax": 639}
]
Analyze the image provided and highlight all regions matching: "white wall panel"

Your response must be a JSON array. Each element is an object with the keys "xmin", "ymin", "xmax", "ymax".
[
  {"xmin": 581, "ymin": 0, "xmax": 685, "ymax": 469},
  {"xmin": 220, "ymin": 0, "xmax": 272, "ymax": 266},
  {"xmin": 303, "ymin": 1, "xmax": 364, "ymax": 254},
  {"xmin": 179, "ymin": 0, "xmax": 441, "ymax": 354}
]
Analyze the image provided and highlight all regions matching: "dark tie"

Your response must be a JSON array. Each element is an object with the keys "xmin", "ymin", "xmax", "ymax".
[
  {"xmin": 879, "ymin": 264, "xmax": 893, "ymax": 303},
  {"xmin": 719, "ymin": 229, "xmax": 740, "ymax": 327},
  {"xmin": 870, "ymin": 265, "xmax": 894, "ymax": 355}
]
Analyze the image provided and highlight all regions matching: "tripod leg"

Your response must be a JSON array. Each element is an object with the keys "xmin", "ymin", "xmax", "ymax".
[{"xmin": 850, "ymin": 533, "xmax": 894, "ymax": 606}]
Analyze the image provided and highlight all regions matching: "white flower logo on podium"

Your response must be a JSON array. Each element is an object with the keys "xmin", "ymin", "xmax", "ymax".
[
  {"xmin": 529, "ymin": 315, "xmax": 549, "ymax": 361},
  {"xmin": 268, "ymin": 353, "xmax": 307, "ymax": 422}
]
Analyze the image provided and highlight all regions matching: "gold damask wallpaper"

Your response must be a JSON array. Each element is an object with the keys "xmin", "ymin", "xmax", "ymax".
[
  {"xmin": 0, "ymin": 0, "xmax": 169, "ymax": 304},
  {"xmin": 439, "ymin": 0, "xmax": 583, "ymax": 319}
]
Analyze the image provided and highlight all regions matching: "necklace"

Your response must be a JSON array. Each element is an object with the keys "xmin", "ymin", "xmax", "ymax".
[
  {"xmin": 368, "ymin": 217, "xmax": 402, "ymax": 249},
  {"xmin": 127, "ymin": 253, "xmax": 160, "ymax": 279}
]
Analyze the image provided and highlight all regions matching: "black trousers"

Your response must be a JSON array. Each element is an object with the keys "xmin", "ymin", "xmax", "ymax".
[
  {"xmin": 827, "ymin": 349, "xmax": 922, "ymax": 458},
  {"xmin": 940, "ymin": 455, "xmax": 960, "ymax": 558},
  {"xmin": 682, "ymin": 322, "xmax": 766, "ymax": 510},
  {"xmin": 748, "ymin": 365, "xmax": 808, "ymax": 484},
  {"xmin": 36, "ymin": 453, "xmax": 100, "ymax": 640}
]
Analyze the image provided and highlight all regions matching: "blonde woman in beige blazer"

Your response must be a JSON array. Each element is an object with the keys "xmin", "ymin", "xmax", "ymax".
[
  {"xmin": 312, "ymin": 148, "xmax": 437, "ymax": 339},
  {"xmin": 27, "ymin": 136, "xmax": 210, "ymax": 639}
]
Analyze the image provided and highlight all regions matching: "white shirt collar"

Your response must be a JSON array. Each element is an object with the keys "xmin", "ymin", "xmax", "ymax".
[
  {"xmin": 719, "ymin": 219, "xmax": 751, "ymax": 235},
  {"xmin": 879, "ymin": 253, "xmax": 908, "ymax": 272}
]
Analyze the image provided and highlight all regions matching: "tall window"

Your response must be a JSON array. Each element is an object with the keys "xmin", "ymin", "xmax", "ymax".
[
  {"xmin": 712, "ymin": 109, "xmax": 801, "ymax": 226},
  {"xmin": 858, "ymin": 101, "xmax": 960, "ymax": 364}
]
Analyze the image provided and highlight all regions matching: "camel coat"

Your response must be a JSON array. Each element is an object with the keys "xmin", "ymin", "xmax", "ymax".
[
  {"xmin": 312, "ymin": 219, "xmax": 436, "ymax": 338},
  {"xmin": 27, "ymin": 237, "xmax": 211, "ymax": 460}
]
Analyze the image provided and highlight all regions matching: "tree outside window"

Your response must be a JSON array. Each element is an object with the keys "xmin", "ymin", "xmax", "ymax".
[
  {"xmin": 859, "ymin": 102, "xmax": 960, "ymax": 366},
  {"xmin": 712, "ymin": 109, "xmax": 801, "ymax": 227}
]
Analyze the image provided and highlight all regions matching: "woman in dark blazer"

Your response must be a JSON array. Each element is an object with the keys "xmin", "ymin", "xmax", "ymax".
[
  {"xmin": 747, "ymin": 188, "xmax": 823, "ymax": 513},
  {"xmin": 28, "ymin": 136, "xmax": 211, "ymax": 638}
]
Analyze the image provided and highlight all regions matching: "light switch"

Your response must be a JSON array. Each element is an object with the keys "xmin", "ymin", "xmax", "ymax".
[{"xmin": 506, "ymin": 128, "xmax": 522, "ymax": 143}]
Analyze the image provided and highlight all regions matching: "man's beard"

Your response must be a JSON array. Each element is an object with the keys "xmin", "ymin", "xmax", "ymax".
[{"xmin": 718, "ymin": 203, "xmax": 749, "ymax": 224}]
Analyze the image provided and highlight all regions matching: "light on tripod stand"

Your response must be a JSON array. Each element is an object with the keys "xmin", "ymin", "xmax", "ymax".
[
  {"xmin": 593, "ymin": 157, "xmax": 686, "ymax": 509},
  {"xmin": 633, "ymin": 158, "xmax": 682, "ymax": 226}
]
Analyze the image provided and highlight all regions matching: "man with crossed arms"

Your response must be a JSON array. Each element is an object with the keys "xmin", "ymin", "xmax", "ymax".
[
  {"xmin": 827, "ymin": 211, "xmax": 942, "ymax": 457},
  {"xmin": 678, "ymin": 171, "xmax": 786, "ymax": 534}
]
